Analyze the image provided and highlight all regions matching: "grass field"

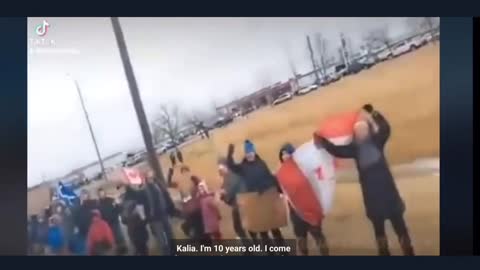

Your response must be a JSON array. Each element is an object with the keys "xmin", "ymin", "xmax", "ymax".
[
  {"xmin": 158, "ymin": 45, "xmax": 439, "ymax": 189},
  {"xmin": 28, "ymin": 44, "xmax": 440, "ymax": 255}
]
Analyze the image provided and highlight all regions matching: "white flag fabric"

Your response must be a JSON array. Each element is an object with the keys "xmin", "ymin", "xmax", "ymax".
[
  {"xmin": 292, "ymin": 140, "xmax": 336, "ymax": 215},
  {"xmin": 277, "ymin": 140, "xmax": 337, "ymax": 226},
  {"xmin": 276, "ymin": 110, "xmax": 360, "ymax": 225}
]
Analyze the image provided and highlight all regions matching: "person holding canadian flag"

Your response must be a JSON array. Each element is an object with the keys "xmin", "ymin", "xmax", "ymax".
[
  {"xmin": 314, "ymin": 104, "xmax": 415, "ymax": 256},
  {"xmin": 277, "ymin": 143, "xmax": 329, "ymax": 256}
]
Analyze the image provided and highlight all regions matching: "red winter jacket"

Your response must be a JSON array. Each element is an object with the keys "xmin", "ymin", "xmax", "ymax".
[{"xmin": 86, "ymin": 210, "xmax": 115, "ymax": 255}]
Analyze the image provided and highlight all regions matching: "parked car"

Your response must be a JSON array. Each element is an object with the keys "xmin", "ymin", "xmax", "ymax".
[
  {"xmin": 272, "ymin": 92, "xmax": 293, "ymax": 106},
  {"xmin": 156, "ymin": 144, "xmax": 169, "ymax": 154},
  {"xmin": 391, "ymin": 41, "xmax": 412, "ymax": 57},
  {"xmin": 376, "ymin": 48, "xmax": 393, "ymax": 61},
  {"xmin": 357, "ymin": 55, "xmax": 376, "ymax": 69},
  {"xmin": 296, "ymin": 84, "xmax": 318, "ymax": 96},
  {"xmin": 334, "ymin": 64, "xmax": 348, "ymax": 78},
  {"xmin": 346, "ymin": 61, "xmax": 368, "ymax": 75},
  {"xmin": 408, "ymin": 36, "xmax": 425, "ymax": 50},
  {"xmin": 213, "ymin": 115, "xmax": 234, "ymax": 128},
  {"xmin": 422, "ymin": 32, "xmax": 433, "ymax": 43},
  {"xmin": 125, "ymin": 151, "xmax": 146, "ymax": 167}
]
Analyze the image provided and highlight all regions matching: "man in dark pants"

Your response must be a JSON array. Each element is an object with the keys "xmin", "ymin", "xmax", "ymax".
[
  {"xmin": 315, "ymin": 104, "xmax": 414, "ymax": 256},
  {"xmin": 97, "ymin": 188, "xmax": 126, "ymax": 254}
]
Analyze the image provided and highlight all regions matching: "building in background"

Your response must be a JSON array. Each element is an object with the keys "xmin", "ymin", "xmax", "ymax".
[{"xmin": 216, "ymin": 79, "xmax": 297, "ymax": 115}]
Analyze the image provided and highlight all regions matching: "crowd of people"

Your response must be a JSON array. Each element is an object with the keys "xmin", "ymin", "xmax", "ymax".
[{"xmin": 27, "ymin": 104, "xmax": 415, "ymax": 256}]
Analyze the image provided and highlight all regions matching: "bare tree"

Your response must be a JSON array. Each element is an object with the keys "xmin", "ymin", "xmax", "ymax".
[
  {"xmin": 151, "ymin": 104, "xmax": 182, "ymax": 147},
  {"xmin": 281, "ymin": 41, "xmax": 299, "ymax": 79},
  {"xmin": 364, "ymin": 26, "xmax": 394, "ymax": 54},
  {"xmin": 306, "ymin": 35, "xmax": 320, "ymax": 84},
  {"xmin": 314, "ymin": 33, "xmax": 329, "ymax": 78},
  {"xmin": 287, "ymin": 57, "xmax": 298, "ymax": 79}
]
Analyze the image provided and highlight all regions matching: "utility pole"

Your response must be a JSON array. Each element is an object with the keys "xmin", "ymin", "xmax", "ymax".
[
  {"xmin": 306, "ymin": 35, "xmax": 320, "ymax": 84},
  {"xmin": 110, "ymin": 17, "xmax": 169, "ymax": 189},
  {"xmin": 340, "ymin": 33, "xmax": 350, "ymax": 68},
  {"xmin": 111, "ymin": 17, "xmax": 175, "ymax": 255},
  {"xmin": 72, "ymin": 77, "xmax": 109, "ymax": 181}
]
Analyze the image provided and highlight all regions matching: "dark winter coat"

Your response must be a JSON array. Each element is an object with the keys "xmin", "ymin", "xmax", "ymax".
[
  {"xmin": 226, "ymin": 154, "xmax": 277, "ymax": 193},
  {"xmin": 139, "ymin": 182, "xmax": 177, "ymax": 222},
  {"xmin": 320, "ymin": 112, "xmax": 405, "ymax": 220},
  {"xmin": 73, "ymin": 199, "xmax": 98, "ymax": 237},
  {"xmin": 221, "ymin": 171, "xmax": 247, "ymax": 207},
  {"xmin": 98, "ymin": 197, "xmax": 121, "ymax": 226},
  {"xmin": 121, "ymin": 200, "xmax": 149, "ymax": 247}
]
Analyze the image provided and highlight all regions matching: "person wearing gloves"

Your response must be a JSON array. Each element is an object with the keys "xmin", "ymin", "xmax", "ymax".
[
  {"xmin": 314, "ymin": 104, "xmax": 414, "ymax": 256},
  {"xmin": 278, "ymin": 143, "xmax": 329, "ymax": 256}
]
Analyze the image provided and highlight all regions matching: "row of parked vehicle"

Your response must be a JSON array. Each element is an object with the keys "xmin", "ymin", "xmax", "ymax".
[{"xmin": 271, "ymin": 31, "xmax": 439, "ymax": 106}]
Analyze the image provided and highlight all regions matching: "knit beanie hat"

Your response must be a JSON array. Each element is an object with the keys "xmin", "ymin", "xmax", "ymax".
[{"xmin": 244, "ymin": 140, "xmax": 256, "ymax": 154}]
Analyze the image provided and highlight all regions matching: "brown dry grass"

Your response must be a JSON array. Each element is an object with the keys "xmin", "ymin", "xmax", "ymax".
[
  {"xmin": 160, "ymin": 45, "xmax": 440, "ymax": 191},
  {"xmin": 28, "ymin": 45, "xmax": 440, "ymax": 255}
]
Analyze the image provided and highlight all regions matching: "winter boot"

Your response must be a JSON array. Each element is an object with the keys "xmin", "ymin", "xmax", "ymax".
[
  {"xmin": 399, "ymin": 235, "xmax": 415, "ymax": 256},
  {"xmin": 376, "ymin": 236, "xmax": 391, "ymax": 256}
]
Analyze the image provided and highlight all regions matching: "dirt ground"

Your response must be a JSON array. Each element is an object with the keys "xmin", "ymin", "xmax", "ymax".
[{"xmin": 28, "ymin": 44, "xmax": 440, "ymax": 255}]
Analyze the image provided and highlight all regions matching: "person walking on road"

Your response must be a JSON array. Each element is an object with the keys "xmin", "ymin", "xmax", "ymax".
[
  {"xmin": 278, "ymin": 143, "xmax": 329, "ymax": 256},
  {"xmin": 315, "ymin": 104, "xmax": 414, "ymax": 256},
  {"xmin": 97, "ymin": 188, "xmax": 126, "ymax": 254}
]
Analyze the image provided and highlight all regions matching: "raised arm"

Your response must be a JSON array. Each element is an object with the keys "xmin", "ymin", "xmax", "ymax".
[
  {"xmin": 371, "ymin": 111, "xmax": 391, "ymax": 147},
  {"xmin": 314, "ymin": 133, "xmax": 355, "ymax": 158},
  {"xmin": 226, "ymin": 144, "xmax": 243, "ymax": 175}
]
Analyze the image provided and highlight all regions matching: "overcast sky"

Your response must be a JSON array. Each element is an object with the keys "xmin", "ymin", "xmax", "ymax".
[{"xmin": 27, "ymin": 17, "xmax": 412, "ymax": 187}]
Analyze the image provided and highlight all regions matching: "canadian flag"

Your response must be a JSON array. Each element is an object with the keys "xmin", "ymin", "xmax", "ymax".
[
  {"xmin": 276, "ymin": 111, "xmax": 360, "ymax": 226},
  {"xmin": 123, "ymin": 167, "xmax": 145, "ymax": 185}
]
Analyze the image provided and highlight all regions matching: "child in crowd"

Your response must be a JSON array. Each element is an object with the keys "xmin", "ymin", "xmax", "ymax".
[
  {"xmin": 197, "ymin": 182, "xmax": 222, "ymax": 241},
  {"xmin": 86, "ymin": 210, "xmax": 115, "ymax": 256},
  {"xmin": 46, "ymin": 215, "xmax": 65, "ymax": 255}
]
